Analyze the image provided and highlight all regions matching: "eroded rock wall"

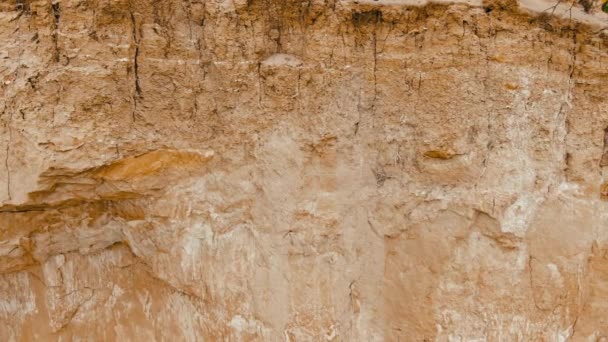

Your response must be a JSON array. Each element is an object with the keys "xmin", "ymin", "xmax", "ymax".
[{"xmin": 1, "ymin": 0, "xmax": 608, "ymax": 340}]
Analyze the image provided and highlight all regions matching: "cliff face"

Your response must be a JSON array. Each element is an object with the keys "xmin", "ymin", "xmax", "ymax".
[{"xmin": 1, "ymin": 0, "xmax": 608, "ymax": 340}]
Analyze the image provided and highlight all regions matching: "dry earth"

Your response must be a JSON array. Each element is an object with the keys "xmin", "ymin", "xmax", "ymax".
[{"xmin": 2, "ymin": 0, "xmax": 608, "ymax": 340}]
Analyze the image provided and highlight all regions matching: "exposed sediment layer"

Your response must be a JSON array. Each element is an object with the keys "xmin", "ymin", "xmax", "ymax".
[{"xmin": 2, "ymin": 0, "xmax": 608, "ymax": 340}]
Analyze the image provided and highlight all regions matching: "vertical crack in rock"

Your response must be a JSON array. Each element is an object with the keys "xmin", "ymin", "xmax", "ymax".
[
  {"xmin": 567, "ymin": 243, "xmax": 593, "ymax": 339},
  {"xmin": 568, "ymin": 270, "xmax": 585, "ymax": 339},
  {"xmin": 566, "ymin": 29, "xmax": 577, "ymax": 153},
  {"xmin": 354, "ymin": 86, "xmax": 362, "ymax": 135},
  {"xmin": 130, "ymin": 10, "xmax": 142, "ymax": 121},
  {"xmin": 478, "ymin": 34, "xmax": 492, "ymax": 186},
  {"xmin": 295, "ymin": 68, "xmax": 302, "ymax": 112},
  {"xmin": 4, "ymin": 109, "xmax": 12, "ymax": 201},
  {"xmin": 527, "ymin": 255, "xmax": 543, "ymax": 311},
  {"xmin": 372, "ymin": 23, "xmax": 378, "ymax": 109},
  {"xmin": 275, "ymin": 24, "xmax": 283, "ymax": 53},
  {"xmin": 348, "ymin": 280, "xmax": 361, "ymax": 314},
  {"xmin": 555, "ymin": 29, "xmax": 577, "ymax": 178},
  {"xmin": 351, "ymin": 9, "xmax": 382, "ymax": 133},
  {"xmin": 51, "ymin": 1, "xmax": 61, "ymax": 63},
  {"xmin": 257, "ymin": 62, "xmax": 264, "ymax": 109},
  {"xmin": 570, "ymin": 314, "xmax": 580, "ymax": 338},
  {"xmin": 271, "ymin": 2, "xmax": 284, "ymax": 53},
  {"xmin": 371, "ymin": 10, "xmax": 382, "ymax": 109}
]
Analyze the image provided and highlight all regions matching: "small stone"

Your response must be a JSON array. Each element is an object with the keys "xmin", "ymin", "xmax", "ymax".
[{"xmin": 269, "ymin": 28, "xmax": 280, "ymax": 40}]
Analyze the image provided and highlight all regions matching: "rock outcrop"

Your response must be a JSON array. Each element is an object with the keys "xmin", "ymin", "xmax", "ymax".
[{"xmin": 2, "ymin": 0, "xmax": 608, "ymax": 340}]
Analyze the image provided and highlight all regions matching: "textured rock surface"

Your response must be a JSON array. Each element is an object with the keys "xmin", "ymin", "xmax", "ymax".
[{"xmin": 2, "ymin": 0, "xmax": 608, "ymax": 340}]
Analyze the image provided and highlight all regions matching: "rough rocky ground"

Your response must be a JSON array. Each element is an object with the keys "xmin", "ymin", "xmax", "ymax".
[{"xmin": 2, "ymin": 0, "xmax": 608, "ymax": 340}]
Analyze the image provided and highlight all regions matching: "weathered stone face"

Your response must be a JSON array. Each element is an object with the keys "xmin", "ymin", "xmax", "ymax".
[{"xmin": 1, "ymin": 0, "xmax": 608, "ymax": 340}]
